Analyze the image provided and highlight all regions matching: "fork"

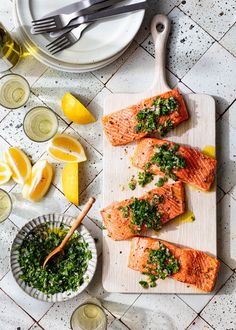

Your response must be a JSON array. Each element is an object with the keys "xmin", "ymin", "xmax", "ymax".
[
  {"xmin": 46, "ymin": 1, "xmax": 147, "ymax": 54},
  {"xmin": 32, "ymin": 0, "xmax": 108, "ymax": 34}
]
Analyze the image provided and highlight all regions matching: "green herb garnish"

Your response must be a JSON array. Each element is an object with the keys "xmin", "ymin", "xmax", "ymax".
[
  {"xmin": 18, "ymin": 224, "xmax": 92, "ymax": 295},
  {"xmin": 139, "ymin": 280, "xmax": 149, "ymax": 288},
  {"xmin": 139, "ymin": 243, "xmax": 180, "ymax": 288},
  {"xmin": 128, "ymin": 175, "xmax": 137, "ymax": 190},
  {"xmin": 150, "ymin": 143, "xmax": 186, "ymax": 185},
  {"xmin": 134, "ymin": 96, "xmax": 179, "ymax": 135},
  {"xmin": 138, "ymin": 170, "xmax": 154, "ymax": 187}
]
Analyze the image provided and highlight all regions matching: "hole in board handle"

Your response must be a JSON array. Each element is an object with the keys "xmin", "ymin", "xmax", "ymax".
[{"xmin": 156, "ymin": 23, "xmax": 165, "ymax": 32}]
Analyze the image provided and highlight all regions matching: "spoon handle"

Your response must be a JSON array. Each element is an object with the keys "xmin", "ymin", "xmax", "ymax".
[{"xmin": 59, "ymin": 197, "xmax": 96, "ymax": 250}]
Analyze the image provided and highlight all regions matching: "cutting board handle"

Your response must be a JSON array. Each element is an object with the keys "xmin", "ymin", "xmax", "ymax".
[{"xmin": 150, "ymin": 15, "xmax": 171, "ymax": 94}]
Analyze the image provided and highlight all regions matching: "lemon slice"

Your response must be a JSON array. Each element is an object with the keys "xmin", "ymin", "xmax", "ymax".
[
  {"xmin": 62, "ymin": 163, "xmax": 79, "ymax": 205},
  {"xmin": 61, "ymin": 92, "xmax": 96, "ymax": 124},
  {"xmin": 22, "ymin": 160, "xmax": 53, "ymax": 202},
  {"xmin": 0, "ymin": 161, "xmax": 12, "ymax": 185},
  {"xmin": 4, "ymin": 147, "xmax": 32, "ymax": 185},
  {"xmin": 47, "ymin": 133, "xmax": 87, "ymax": 163}
]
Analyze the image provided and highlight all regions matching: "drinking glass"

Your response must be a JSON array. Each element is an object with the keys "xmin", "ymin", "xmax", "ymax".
[{"xmin": 0, "ymin": 189, "xmax": 12, "ymax": 223}]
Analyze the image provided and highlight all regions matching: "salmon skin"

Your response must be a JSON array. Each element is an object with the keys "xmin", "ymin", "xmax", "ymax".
[
  {"xmin": 132, "ymin": 138, "xmax": 217, "ymax": 191},
  {"xmin": 100, "ymin": 181, "xmax": 185, "ymax": 240},
  {"xmin": 128, "ymin": 237, "xmax": 220, "ymax": 292},
  {"xmin": 102, "ymin": 89, "xmax": 188, "ymax": 146}
]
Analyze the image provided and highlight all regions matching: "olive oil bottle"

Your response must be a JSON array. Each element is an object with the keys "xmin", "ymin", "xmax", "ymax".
[{"xmin": 0, "ymin": 23, "xmax": 22, "ymax": 72}]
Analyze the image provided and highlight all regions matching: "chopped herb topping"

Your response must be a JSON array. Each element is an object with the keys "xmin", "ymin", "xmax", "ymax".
[
  {"xmin": 134, "ymin": 96, "xmax": 179, "ymax": 135},
  {"xmin": 128, "ymin": 175, "xmax": 137, "ymax": 190},
  {"xmin": 150, "ymin": 143, "xmax": 186, "ymax": 186},
  {"xmin": 18, "ymin": 224, "xmax": 92, "ymax": 295},
  {"xmin": 138, "ymin": 170, "xmax": 154, "ymax": 187},
  {"xmin": 139, "ymin": 243, "xmax": 180, "ymax": 288},
  {"xmin": 139, "ymin": 280, "xmax": 149, "ymax": 288},
  {"xmin": 118, "ymin": 205, "xmax": 129, "ymax": 218}
]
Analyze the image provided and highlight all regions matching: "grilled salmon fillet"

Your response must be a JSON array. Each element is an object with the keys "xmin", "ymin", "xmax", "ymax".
[
  {"xmin": 100, "ymin": 181, "xmax": 185, "ymax": 240},
  {"xmin": 102, "ymin": 89, "xmax": 188, "ymax": 146},
  {"xmin": 132, "ymin": 138, "xmax": 217, "ymax": 191},
  {"xmin": 128, "ymin": 237, "xmax": 220, "ymax": 292}
]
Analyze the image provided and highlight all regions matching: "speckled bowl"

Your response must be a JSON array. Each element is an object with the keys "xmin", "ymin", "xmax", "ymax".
[{"xmin": 10, "ymin": 213, "xmax": 97, "ymax": 302}]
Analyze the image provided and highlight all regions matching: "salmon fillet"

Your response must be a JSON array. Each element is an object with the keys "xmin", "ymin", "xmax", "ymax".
[
  {"xmin": 102, "ymin": 89, "xmax": 188, "ymax": 146},
  {"xmin": 100, "ymin": 181, "xmax": 185, "ymax": 240},
  {"xmin": 132, "ymin": 138, "xmax": 217, "ymax": 191},
  {"xmin": 128, "ymin": 237, "xmax": 220, "ymax": 292}
]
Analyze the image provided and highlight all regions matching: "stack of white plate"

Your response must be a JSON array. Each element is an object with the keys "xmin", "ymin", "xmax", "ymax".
[{"xmin": 13, "ymin": 0, "xmax": 145, "ymax": 72}]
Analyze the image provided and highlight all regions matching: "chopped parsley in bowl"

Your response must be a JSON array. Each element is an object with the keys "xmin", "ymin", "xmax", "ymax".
[{"xmin": 10, "ymin": 214, "xmax": 97, "ymax": 302}]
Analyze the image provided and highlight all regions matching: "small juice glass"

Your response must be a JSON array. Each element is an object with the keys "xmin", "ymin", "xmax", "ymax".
[
  {"xmin": 0, "ymin": 189, "xmax": 12, "ymax": 223},
  {"xmin": 0, "ymin": 73, "xmax": 30, "ymax": 109},
  {"xmin": 23, "ymin": 106, "xmax": 59, "ymax": 142},
  {"xmin": 70, "ymin": 300, "xmax": 107, "ymax": 330}
]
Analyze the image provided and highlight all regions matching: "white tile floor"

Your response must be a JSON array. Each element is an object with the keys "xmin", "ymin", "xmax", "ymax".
[{"xmin": 0, "ymin": 0, "xmax": 235, "ymax": 329}]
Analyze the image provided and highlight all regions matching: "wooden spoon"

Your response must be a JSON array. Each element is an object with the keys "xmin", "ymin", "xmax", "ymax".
[{"xmin": 43, "ymin": 197, "xmax": 96, "ymax": 268}]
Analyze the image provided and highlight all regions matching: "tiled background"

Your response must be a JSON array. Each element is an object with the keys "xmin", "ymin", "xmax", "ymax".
[{"xmin": 0, "ymin": 0, "xmax": 235, "ymax": 329}]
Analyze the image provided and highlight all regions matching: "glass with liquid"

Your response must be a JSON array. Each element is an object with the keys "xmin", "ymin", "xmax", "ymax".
[
  {"xmin": 23, "ymin": 106, "xmax": 59, "ymax": 142},
  {"xmin": 0, "ymin": 189, "xmax": 12, "ymax": 223},
  {"xmin": 70, "ymin": 302, "xmax": 107, "ymax": 330},
  {"xmin": 0, "ymin": 23, "xmax": 22, "ymax": 72},
  {"xmin": 0, "ymin": 74, "xmax": 30, "ymax": 109}
]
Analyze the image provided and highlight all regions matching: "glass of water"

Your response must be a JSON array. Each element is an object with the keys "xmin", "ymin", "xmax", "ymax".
[
  {"xmin": 0, "ymin": 73, "xmax": 30, "ymax": 109},
  {"xmin": 0, "ymin": 189, "xmax": 12, "ymax": 223},
  {"xmin": 70, "ymin": 299, "xmax": 107, "ymax": 330},
  {"xmin": 23, "ymin": 106, "xmax": 59, "ymax": 142}
]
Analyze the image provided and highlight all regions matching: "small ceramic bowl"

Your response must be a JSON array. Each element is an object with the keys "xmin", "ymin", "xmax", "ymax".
[{"xmin": 10, "ymin": 213, "xmax": 97, "ymax": 302}]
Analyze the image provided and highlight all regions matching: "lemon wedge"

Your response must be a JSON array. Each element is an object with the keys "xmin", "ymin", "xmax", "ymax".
[
  {"xmin": 61, "ymin": 92, "xmax": 96, "ymax": 124},
  {"xmin": 0, "ymin": 161, "xmax": 12, "ymax": 185},
  {"xmin": 22, "ymin": 160, "xmax": 53, "ymax": 202},
  {"xmin": 47, "ymin": 133, "xmax": 87, "ymax": 163},
  {"xmin": 4, "ymin": 147, "xmax": 32, "ymax": 185},
  {"xmin": 62, "ymin": 163, "xmax": 79, "ymax": 205}
]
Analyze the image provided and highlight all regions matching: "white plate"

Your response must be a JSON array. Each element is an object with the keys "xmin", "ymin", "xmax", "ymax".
[
  {"xmin": 14, "ymin": 2, "xmax": 132, "ymax": 72},
  {"xmin": 15, "ymin": 0, "xmax": 145, "ymax": 65},
  {"xmin": 10, "ymin": 213, "xmax": 97, "ymax": 302}
]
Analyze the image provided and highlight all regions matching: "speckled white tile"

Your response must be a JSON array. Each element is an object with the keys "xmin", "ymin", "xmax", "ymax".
[
  {"xmin": 106, "ymin": 47, "xmax": 178, "ymax": 93},
  {"xmin": 175, "ymin": 82, "xmax": 193, "ymax": 94},
  {"xmin": 87, "ymin": 256, "xmax": 139, "ymax": 319},
  {"xmin": 217, "ymin": 194, "xmax": 236, "ymax": 269},
  {"xmin": 142, "ymin": 8, "xmax": 214, "ymax": 79},
  {"xmin": 220, "ymin": 23, "xmax": 236, "ymax": 57},
  {"xmin": 93, "ymin": 42, "xmax": 139, "ymax": 84},
  {"xmin": 78, "ymin": 172, "xmax": 102, "ymax": 228},
  {"xmin": 134, "ymin": 0, "xmax": 176, "ymax": 44},
  {"xmin": 0, "ymin": 271, "xmax": 52, "ymax": 321},
  {"xmin": 0, "ymin": 106, "xmax": 10, "ymax": 123},
  {"xmin": 216, "ymin": 110, "xmax": 236, "ymax": 192},
  {"xmin": 11, "ymin": 52, "xmax": 47, "ymax": 86},
  {"xmin": 121, "ymin": 294, "xmax": 196, "ymax": 330},
  {"xmin": 0, "ymin": 93, "xmax": 68, "ymax": 162},
  {"xmin": 110, "ymin": 319, "xmax": 129, "ymax": 330},
  {"xmin": 71, "ymin": 87, "xmax": 111, "ymax": 154},
  {"xmin": 230, "ymin": 185, "xmax": 236, "ymax": 201},
  {"xmin": 187, "ymin": 316, "xmax": 213, "ymax": 330},
  {"xmin": 217, "ymin": 186, "xmax": 225, "ymax": 203},
  {"xmin": 32, "ymin": 68, "xmax": 103, "ymax": 123},
  {"xmin": 182, "ymin": 42, "xmax": 236, "ymax": 114},
  {"xmin": 0, "ymin": 0, "xmax": 14, "ymax": 31},
  {"xmin": 65, "ymin": 203, "xmax": 102, "ymax": 256},
  {"xmin": 0, "ymin": 220, "xmax": 17, "ymax": 280},
  {"xmin": 0, "ymin": 289, "xmax": 34, "ymax": 330},
  {"xmin": 178, "ymin": 261, "xmax": 233, "ymax": 313},
  {"xmin": 201, "ymin": 274, "xmax": 236, "ymax": 329},
  {"xmin": 39, "ymin": 291, "xmax": 114, "ymax": 330},
  {"xmin": 179, "ymin": 0, "xmax": 236, "ymax": 40},
  {"xmin": 9, "ymin": 184, "xmax": 71, "ymax": 228},
  {"xmin": 29, "ymin": 323, "xmax": 44, "ymax": 330}
]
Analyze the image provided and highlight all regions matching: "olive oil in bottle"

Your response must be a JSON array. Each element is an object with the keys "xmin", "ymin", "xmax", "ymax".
[{"xmin": 0, "ymin": 23, "xmax": 22, "ymax": 72}]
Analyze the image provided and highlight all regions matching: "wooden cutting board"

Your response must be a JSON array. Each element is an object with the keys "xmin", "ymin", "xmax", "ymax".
[{"xmin": 102, "ymin": 15, "xmax": 216, "ymax": 293}]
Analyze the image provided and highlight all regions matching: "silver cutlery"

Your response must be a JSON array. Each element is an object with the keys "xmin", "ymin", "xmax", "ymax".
[
  {"xmin": 46, "ymin": 1, "xmax": 146, "ymax": 55},
  {"xmin": 32, "ymin": 0, "xmax": 108, "ymax": 34}
]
